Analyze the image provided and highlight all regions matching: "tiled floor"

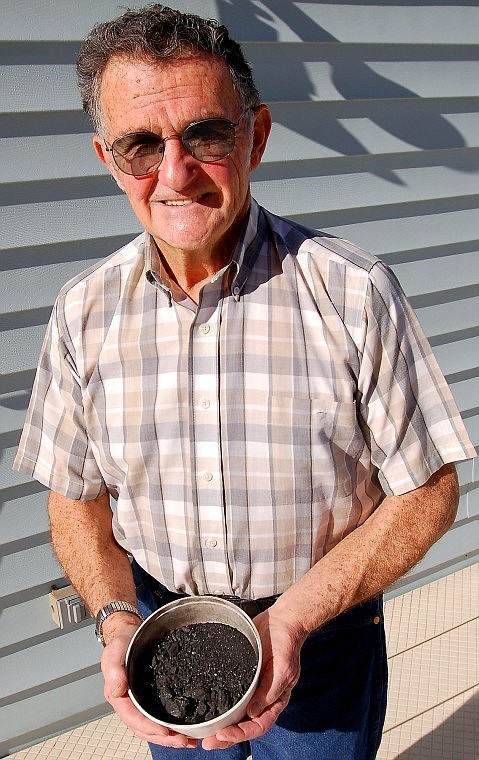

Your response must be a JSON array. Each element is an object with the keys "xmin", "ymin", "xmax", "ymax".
[
  {"xmin": 378, "ymin": 564, "xmax": 478, "ymax": 759},
  {"xmin": 8, "ymin": 564, "xmax": 479, "ymax": 759}
]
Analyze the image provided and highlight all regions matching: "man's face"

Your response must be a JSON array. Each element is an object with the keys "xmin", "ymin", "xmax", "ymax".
[{"xmin": 94, "ymin": 54, "xmax": 270, "ymax": 266}]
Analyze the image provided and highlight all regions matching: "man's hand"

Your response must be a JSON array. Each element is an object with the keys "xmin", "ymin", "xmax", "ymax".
[
  {"xmin": 101, "ymin": 622, "xmax": 198, "ymax": 749},
  {"xmin": 201, "ymin": 606, "xmax": 306, "ymax": 750}
]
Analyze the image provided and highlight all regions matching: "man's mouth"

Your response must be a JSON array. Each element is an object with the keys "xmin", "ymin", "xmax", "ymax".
[{"xmin": 162, "ymin": 194, "xmax": 205, "ymax": 206}]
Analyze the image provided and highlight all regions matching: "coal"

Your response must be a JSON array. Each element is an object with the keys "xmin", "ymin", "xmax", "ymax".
[{"xmin": 145, "ymin": 622, "xmax": 258, "ymax": 725}]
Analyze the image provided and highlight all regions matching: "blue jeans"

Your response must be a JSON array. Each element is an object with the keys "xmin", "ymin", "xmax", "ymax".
[{"xmin": 132, "ymin": 561, "xmax": 387, "ymax": 759}]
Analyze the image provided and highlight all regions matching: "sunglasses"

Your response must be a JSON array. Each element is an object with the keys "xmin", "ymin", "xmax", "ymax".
[{"xmin": 104, "ymin": 109, "xmax": 251, "ymax": 177}]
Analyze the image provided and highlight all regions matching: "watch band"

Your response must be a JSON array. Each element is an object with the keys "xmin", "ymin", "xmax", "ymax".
[{"xmin": 95, "ymin": 601, "xmax": 143, "ymax": 646}]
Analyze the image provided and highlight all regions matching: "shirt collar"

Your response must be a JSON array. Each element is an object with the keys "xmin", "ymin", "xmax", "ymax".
[{"xmin": 143, "ymin": 198, "xmax": 263, "ymax": 303}]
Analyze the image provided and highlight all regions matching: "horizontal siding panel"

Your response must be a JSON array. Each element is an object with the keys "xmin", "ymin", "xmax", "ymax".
[
  {"xmin": 433, "ymin": 337, "xmax": 479, "ymax": 377},
  {"xmin": 0, "ymin": 543, "xmax": 63, "ymax": 602},
  {"xmin": 446, "ymin": 376, "xmax": 479, "ymax": 417},
  {"xmin": 265, "ymin": 108, "xmax": 479, "ymax": 163},
  {"xmin": 0, "ymin": 135, "xmax": 103, "ymax": 183},
  {"xmin": 253, "ymin": 160, "xmax": 479, "ymax": 218},
  {"xmin": 465, "ymin": 415, "xmax": 479, "ymax": 450},
  {"xmin": 1, "ymin": 66, "xmax": 79, "ymax": 113},
  {"xmin": 0, "ymin": 390, "xmax": 34, "ymax": 436},
  {"xmin": 245, "ymin": 44, "xmax": 479, "ymax": 102},
  {"xmin": 323, "ymin": 207, "xmax": 479, "ymax": 257},
  {"xmin": 0, "ymin": 674, "xmax": 108, "ymax": 757},
  {"xmin": 1, "ymin": 325, "xmax": 50, "ymax": 374},
  {"xmin": 0, "ymin": 489, "xmax": 49, "ymax": 546},
  {"xmin": 3, "ymin": 49, "xmax": 478, "ymax": 113},
  {"xmin": 0, "ymin": 0, "xmax": 218, "ymax": 41},
  {"xmin": 457, "ymin": 458, "xmax": 474, "ymax": 483},
  {"xmin": 0, "ymin": 595, "xmax": 68, "ymax": 651},
  {"xmin": 1, "ymin": 236, "xmax": 134, "ymax": 277},
  {"xmin": 272, "ymin": 4, "xmax": 479, "ymax": 45},
  {"xmin": 410, "ymin": 295, "xmax": 479, "ymax": 340},
  {"xmin": 1, "ymin": 197, "xmax": 139, "ymax": 249},
  {"xmin": 1, "ymin": 627, "xmax": 100, "ymax": 703},
  {"xmin": 391, "ymin": 249, "xmax": 479, "ymax": 297},
  {"xmin": 0, "ymin": 260, "xmax": 103, "ymax": 313}
]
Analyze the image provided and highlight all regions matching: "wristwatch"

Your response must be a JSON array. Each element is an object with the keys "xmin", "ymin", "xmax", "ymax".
[{"xmin": 95, "ymin": 601, "xmax": 143, "ymax": 646}]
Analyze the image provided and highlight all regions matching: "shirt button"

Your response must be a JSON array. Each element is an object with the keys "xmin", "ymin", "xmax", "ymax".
[
  {"xmin": 205, "ymin": 537, "xmax": 218, "ymax": 549},
  {"xmin": 203, "ymin": 471, "xmax": 213, "ymax": 482},
  {"xmin": 199, "ymin": 324, "xmax": 210, "ymax": 334},
  {"xmin": 200, "ymin": 398, "xmax": 210, "ymax": 409}
]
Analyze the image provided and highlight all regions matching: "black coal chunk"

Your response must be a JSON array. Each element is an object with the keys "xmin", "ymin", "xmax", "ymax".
[{"xmin": 147, "ymin": 622, "xmax": 257, "ymax": 725}]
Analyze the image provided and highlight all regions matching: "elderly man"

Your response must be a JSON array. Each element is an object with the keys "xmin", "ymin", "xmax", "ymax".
[{"xmin": 14, "ymin": 5, "xmax": 475, "ymax": 760}]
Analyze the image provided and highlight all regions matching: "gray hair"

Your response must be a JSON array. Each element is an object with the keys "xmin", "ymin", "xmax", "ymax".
[{"xmin": 76, "ymin": 3, "xmax": 261, "ymax": 134}]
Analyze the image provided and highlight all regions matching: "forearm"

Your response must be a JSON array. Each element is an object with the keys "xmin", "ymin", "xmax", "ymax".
[
  {"xmin": 273, "ymin": 463, "xmax": 459, "ymax": 641},
  {"xmin": 48, "ymin": 491, "xmax": 138, "ymax": 638}
]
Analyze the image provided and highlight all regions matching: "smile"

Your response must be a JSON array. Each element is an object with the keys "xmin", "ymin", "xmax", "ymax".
[{"xmin": 162, "ymin": 195, "xmax": 205, "ymax": 206}]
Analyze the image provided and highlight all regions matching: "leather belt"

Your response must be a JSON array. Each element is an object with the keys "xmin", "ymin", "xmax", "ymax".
[
  {"xmin": 148, "ymin": 570, "xmax": 278, "ymax": 619},
  {"xmin": 212, "ymin": 594, "xmax": 278, "ymax": 619}
]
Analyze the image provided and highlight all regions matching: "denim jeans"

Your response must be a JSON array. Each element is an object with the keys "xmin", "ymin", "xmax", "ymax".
[{"xmin": 132, "ymin": 561, "xmax": 387, "ymax": 760}]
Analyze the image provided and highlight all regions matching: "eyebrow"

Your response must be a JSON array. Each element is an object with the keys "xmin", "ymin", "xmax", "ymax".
[{"xmin": 111, "ymin": 114, "xmax": 233, "ymax": 140}]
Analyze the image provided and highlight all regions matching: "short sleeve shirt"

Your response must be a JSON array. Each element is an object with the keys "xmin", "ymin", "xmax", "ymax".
[{"xmin": 14, "ymin": 199, "xmax": 476, "ymax": 597}]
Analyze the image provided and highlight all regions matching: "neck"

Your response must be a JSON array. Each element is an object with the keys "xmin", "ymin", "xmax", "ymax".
[
  {"xmin": 157, "ymin": 248, "xmax": 229, "ymax": 304},
  {"xmin": 153, "ymin": 203, "xmax": 250, "ymax": 303}
]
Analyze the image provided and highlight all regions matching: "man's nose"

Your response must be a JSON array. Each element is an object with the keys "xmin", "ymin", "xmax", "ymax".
[{"xmin": 158, "ymin": 135, "xmax": 198, "ymax": 184}]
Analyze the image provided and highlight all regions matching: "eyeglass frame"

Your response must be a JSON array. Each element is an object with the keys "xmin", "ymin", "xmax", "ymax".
[{"xmin": 103, "ymin": 108, "xmax": 253, "ymax": 177}]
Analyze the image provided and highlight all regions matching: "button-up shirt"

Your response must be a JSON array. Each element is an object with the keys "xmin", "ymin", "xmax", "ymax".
[{"xmin": 14, "ymin": 200, "xmax": 475, "ymax": 598}]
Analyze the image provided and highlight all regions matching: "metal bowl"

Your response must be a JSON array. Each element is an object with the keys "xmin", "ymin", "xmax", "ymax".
[{"xmin": 125, "ymin": 596, "xmax": 262, "ymax": 739}]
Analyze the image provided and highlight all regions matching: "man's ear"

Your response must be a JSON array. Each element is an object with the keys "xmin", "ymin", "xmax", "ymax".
[
  {"xmin": 249, "ymin": 104, "xmax": 272, "ymax": 172},
  {"xmin": 92, "ymin": 135, "xmax": 126, "ymax": 191}
]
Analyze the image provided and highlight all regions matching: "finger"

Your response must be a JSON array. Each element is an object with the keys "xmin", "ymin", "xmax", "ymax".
[
  {"xmin": 101, "ymin": 636, "xmax": 130, "ymax": 699},
  {"xmin": 201, "ymin": 737, "xmax": 236, "ymax": 750},
  {"xmin": 246, "ymin": 675, "xmax": 292, "ymax": 719},
  {"xmin": 101, "ymin": 636, "xmax": 197, "ymax": 748},
  {"xmin": 214, "ymin": 694, "xmax": 290, "ymax": 745},
  {"xmin": 106, "ymin": 692, "xmax": 171, "ymax": 743}
]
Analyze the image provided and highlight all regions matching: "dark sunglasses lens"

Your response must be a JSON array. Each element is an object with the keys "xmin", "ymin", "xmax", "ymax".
[
  {"xmin": 110, "ymin": 117, "xmax": 238, "ymax": 175},
  {"xmin": 183, "ymin": 119, "xmax": 236, "ymax": 161},
  {"xmin": 112, "ymin": 133, "xmax": 164, "ymax": 176}
]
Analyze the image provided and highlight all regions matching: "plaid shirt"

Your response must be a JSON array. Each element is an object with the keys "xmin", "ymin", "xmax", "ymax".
[{"xmin": 14, "ymin": 200, "xmax": 475, "ymax": 598}]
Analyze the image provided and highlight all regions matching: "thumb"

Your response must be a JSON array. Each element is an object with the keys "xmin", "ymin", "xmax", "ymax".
[{"xmin": 101, "ymin": 637, "xmax": 130, "ymax": 700}]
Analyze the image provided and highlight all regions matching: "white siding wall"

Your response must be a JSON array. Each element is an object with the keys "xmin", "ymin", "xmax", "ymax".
[{"xmin": 1, "ymin": 1, "xmax": 478, "ymax": 754}]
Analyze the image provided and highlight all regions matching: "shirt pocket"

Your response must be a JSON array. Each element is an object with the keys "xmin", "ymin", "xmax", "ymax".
[
  {"xmin": 243, "ymin": 394, "xmax": 363, "ymax": 507},
  {"xmin": 310, "ymin": 397, "xmax": 364, "ymax": 501}
]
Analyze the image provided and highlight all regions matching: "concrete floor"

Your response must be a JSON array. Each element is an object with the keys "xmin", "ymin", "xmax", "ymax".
[{"xmin": 8, "ymin": 564, "xmax": 479, "ymax": 760}]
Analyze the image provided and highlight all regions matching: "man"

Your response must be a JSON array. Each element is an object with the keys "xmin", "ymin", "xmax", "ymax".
[{"xmin": 14, "ymin": 5, "xmax": 475, "ymax": 759}]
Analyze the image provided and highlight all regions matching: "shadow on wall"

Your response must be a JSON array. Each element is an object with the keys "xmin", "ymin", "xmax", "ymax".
[
  {"xmin": 390, "ymin": 689, "xmax": 478, "ymax": 759},
  {"xmin": 218, "ymin": 0, "xmax": 478, "ymax": 184}
]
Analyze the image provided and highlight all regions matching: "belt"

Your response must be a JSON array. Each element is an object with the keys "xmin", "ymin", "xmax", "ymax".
[
  {"xmin": 142, "ymin": 565, "xmax": 278, "ymax": 620},
  {"xmin": 211, "ymin": 594, "xmax": 278, "ymax": 619},
  {"xmin": 151, "ymin": 572, "xmax": 279, "ymax": 618}
]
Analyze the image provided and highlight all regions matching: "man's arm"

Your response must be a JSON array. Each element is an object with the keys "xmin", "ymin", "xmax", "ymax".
[
  {"xmin": 48, "ymin": 491, "xmax": 197, "ymax": 749},
  {"xmin": 48, "ymin": 491, "xmax": 137, "ymax": 626},
  {"xmin": 272, "ymin": 462, "xmax": 459, "ymax": 635},
  {"xmin": 205, "ymin": 462, "xmax": 459, "ymax": 749}
]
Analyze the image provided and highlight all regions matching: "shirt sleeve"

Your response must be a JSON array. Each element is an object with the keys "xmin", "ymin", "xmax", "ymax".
[
  {"xmin": 13, "ymin": 299, "xmax": 107, "ymax": 500},
  {"xmin": 357, "ymin": 260, "xmax": 476, "ymax": 496}
]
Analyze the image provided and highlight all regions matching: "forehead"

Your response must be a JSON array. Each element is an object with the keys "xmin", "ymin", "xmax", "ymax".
[{"xmin": 99, "ymin": 53, "xmax": 240, "ymax": 131}]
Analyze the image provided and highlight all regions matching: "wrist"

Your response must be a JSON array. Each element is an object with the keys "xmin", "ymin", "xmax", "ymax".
[{"xmin": 95, "ymin": 601, "xmax": 143, "ymax": 646}]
